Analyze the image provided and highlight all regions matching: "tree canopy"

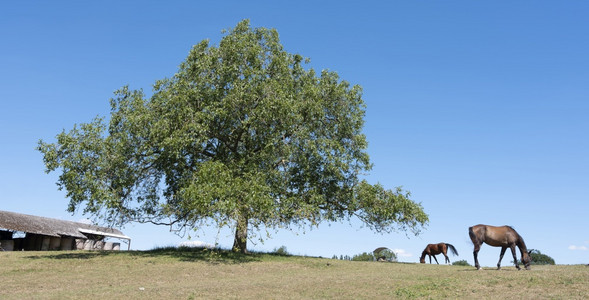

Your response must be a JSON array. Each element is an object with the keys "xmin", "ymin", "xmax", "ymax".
[
  {"xmin": 527, "ymin": 249, "xmax": 556, "ymax": 265},
  {"xmin": 38, "ymin": 20, "xmax": 428, "ymax": 253}
]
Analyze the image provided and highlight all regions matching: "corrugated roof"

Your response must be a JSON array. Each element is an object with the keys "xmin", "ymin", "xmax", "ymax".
[
  {"xmin": 78, "ymin": 228, "xmax": 130, "ymax": 240},
  {"xmin": 373, "ymin": 247, "xmax": 391, "ymax": 256},
  {"xmin": 0, "ymin": 210, "xmax": 130, "ymax": 240}
]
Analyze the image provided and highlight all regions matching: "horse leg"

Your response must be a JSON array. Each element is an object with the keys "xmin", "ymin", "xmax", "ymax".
[
  {"xmin": 510, "ymin": 245, "xmax": 521, "ymax": 270},
  {"xmin": 444, "ymin": 253, "xmax": 450, "ymax": 264},
  {"xmin": 429, "ymin": 255, "xmax": 432, "ymax": 264},
  {"xmin": 473, "ymin": 243, "xmax": 481, "ymax": 270},
  {"xmin": 433, "ymin": 255, "xmax": 439, "ymax": 264},
  {"xmin": 497, "ymin": 247, "xmax": 507, "ymax": 270}
]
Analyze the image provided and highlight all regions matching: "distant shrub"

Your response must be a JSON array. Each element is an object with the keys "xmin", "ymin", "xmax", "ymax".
[
  {"xmin": 272, "ymin": 246, "xmax": 290, "ymax": 256},
  {"xmin": 351, "ymin": 252, "xmax": 374, "ymax": 261},
  {"xmin": 512, "ymin": 249, "xmax": 555, "ymax": 265},
  {"xmin": 332, "ymin": 254, "xmax": 353, "ymax": 260},
  {"xmin": 452, "ymin": 260, "xmax": 471, "ymax": 266},
  {"xmin": 527, "ymin": 249, "xmax": 555, "ymax": 265}
]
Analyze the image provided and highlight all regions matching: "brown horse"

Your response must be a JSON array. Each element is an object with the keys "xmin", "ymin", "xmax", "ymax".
[
  {"xmin": 469, "ymin": 224, "xmax": 532, "ymax": 270},
  {"xmin": 420, "ymin": 243, "xmax": 458, "ymax": 264}
]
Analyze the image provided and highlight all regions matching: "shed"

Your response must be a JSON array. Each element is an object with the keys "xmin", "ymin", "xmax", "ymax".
[{"xmin": 0, "ymin": 210, "xmax": 130, "ymax": 251}]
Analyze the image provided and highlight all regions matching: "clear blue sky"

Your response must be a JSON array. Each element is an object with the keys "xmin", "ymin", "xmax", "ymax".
[{"xmin": 1, "ymin": 1, "xmax": 587, "ymax": 266}]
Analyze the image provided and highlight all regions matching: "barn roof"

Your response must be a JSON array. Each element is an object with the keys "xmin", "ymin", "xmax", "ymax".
[
  {"xmin": 0, "ymin": 210, "xmax": 130, "ymax": 240},
  {"xmin": 373, "ymin": 247, "xmax": 391, "ymax": 256}
]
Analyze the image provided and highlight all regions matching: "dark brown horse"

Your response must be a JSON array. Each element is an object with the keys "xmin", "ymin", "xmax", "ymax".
[
  {"xmin": 420, "ymin": 243, "xmax": 458, "ymax": 264},
  {"xmin": 469, "ymin": 224, "xmax": 532, "ymax": 270}
]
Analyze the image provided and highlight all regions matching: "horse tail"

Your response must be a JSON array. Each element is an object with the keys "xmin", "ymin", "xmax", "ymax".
[
  {"xmin": 445, "ymin": 243, "xmax": 458, "ymax": 256},
  {"xmin": 469, "ymin": 226, "xmax": 478, "ymax": 244}
]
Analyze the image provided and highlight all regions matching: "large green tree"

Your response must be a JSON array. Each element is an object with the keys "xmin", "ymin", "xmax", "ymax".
[{"xmin": 38, "ymin": 20, "xmax": 428, "ymax": 253}]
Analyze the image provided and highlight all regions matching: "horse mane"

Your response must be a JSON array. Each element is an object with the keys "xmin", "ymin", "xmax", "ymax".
[
  {"xmin": 516, "ymin": 234, "xmax": 528, "ymax": 250},
  {"xmin": 506, "ymin": 226, "xmax": 521, "ymax": 240},
  {"xmin": 507, "ymin": 225, "xmax": 528, "ymax": 251}
]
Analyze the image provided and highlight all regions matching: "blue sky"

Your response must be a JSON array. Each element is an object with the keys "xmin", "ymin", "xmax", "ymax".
[{"xmin": 1, "ymin": 1, "xmax": 587, "ymax": 266}]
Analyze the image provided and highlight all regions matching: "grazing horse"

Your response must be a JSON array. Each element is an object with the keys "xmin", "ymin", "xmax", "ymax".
[
  {"xmin": 469, "ymin": 224, "xmax": 532, "ymax": 270},
  {"xmin": 420, "ymin": 243, "xmax": 458, "ymax": 264}
]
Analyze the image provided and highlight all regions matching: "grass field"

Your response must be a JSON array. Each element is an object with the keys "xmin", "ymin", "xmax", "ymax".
[{"xmin": 1, "ymin": 247, "xmax": 587, "ymax": 299}]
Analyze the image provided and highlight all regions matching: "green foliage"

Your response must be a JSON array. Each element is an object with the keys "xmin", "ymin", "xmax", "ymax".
[
  {"xmin": 351, "ymin": 252, "xmax": 375, "ymax": 261},
  {"xmin": 333, "ymin": 254, "xmax": 352, "ymax": 260},
  {"xmin": 348, "ymin": 249, "xmax": 397, "ymax": 262},
  {"xmin": 374, "ymin": 248, "xmax": 398, "ymax": 262},
  {"xmin": 527, "ymin": 249, "xmax": 555, "ymax": 265},
  {"xmin": 452, "ymin": 260, "xmax": 471, "ymax": 266},
  {"xmin": 272, "ymin": 246, "xmax": 290, "ymax": 256},
  {"xmin": 512, "ymin": 249, "xmax": 556, "ymax": 265},
  {"xmin": 37, "ymin": 20, "xmax": 428, "ymax": 253}
]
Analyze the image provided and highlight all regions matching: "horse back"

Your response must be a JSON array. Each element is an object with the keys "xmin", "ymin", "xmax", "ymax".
[
  {"xmin": 472, "ymin": 224, "xmax": 519, "ymax": 247},
  {"xmin": 425, "ymin": 243, "xmax": 445, "ymax": 255}
]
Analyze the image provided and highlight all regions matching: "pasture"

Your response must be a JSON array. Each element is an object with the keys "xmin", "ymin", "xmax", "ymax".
[{"xmin": 1, "ymin": 248, "xmax": 587, "ymax": 299}]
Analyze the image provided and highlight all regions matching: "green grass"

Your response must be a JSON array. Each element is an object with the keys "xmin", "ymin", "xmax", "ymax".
[{"xmin": 1, "ymin": 247, "xmax": 587, "ymax": 299}]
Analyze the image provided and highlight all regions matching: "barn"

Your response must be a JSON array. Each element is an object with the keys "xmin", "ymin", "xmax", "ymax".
[{"xmin": 0, "ymin": 210, "xmax": 131, "ymax": 251}]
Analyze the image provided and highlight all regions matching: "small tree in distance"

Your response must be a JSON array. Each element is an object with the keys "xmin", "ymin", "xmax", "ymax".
[
  {"xmin": 511, "ymin": 249, "xmax": 555, "ymax": 265},
  {"xmin": 346, "ymin": 249, "xmax": 397, "ymax": 262},
  {"xmin": 351, "ymin": 252, "xmax": 375, "ymax": 261},
  {"xmin": 452, "ymin": 260, "xmax": 471, "ymax": 266},
  {"xmin": 272, "ymin": 246, "xmax": 290, "ymax": 256},
  {"xmin": 527, "ymin": 249, "xmax": 555, "ymax": 265},
  {"xmin": 37, "ymin": 20, "xmax": 428, "ymax": 254}
]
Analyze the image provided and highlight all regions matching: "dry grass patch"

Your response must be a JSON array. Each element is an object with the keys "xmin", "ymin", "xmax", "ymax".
[{"xmin": 1, "ymin": 248, "xmax": 587, "ymax": 299}]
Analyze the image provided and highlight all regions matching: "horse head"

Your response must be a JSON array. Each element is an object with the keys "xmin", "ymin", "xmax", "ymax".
[{"xmin": 523, "ymin": 250, "xmax": 532, "ymax": 270}]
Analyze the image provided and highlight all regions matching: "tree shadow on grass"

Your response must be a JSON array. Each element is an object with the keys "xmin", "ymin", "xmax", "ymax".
[
  {"xmin": 129, "ymin": 246, "xmax": 262, "ymax": 264},
  {"xmin": 24, "ymin": 246, "xmax": 261, "ymax": 264},
  {"xmin": 24, "ymin": 251, "xmax": 116, "ymax": 260}
]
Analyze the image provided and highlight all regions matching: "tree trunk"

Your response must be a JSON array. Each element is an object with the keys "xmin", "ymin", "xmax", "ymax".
[{"xmin": 232, "ymin": 213, "xmax": 248, "ymax": 254}]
